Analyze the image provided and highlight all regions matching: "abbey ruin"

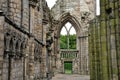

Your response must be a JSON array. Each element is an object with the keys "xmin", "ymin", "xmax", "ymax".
[{"xmin": 0, "ymin": 0, "xmax": 120, "ymax": 80}]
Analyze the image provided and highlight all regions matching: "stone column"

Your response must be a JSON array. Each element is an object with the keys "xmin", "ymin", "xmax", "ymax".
[
  {"xmin": 83, "ymin": 35, "xmax": 89, "ymax": 75},
  {"xmin": 56, "ymin": 39, "xmax": 62, "ymax": 73},
  {"xmin": 0, "ymin": 11, "xmax": 4, "ymax": 80},
  {"xmin": 41, "ymin": 45, "xmax": 47, "ymax": 79},
  {"xmin": 28, "ymin": 38, "xmax": 35, "ymax": 80},
  {"xmin": 80, "ymin": 37, "xmax": 84, "ymax": 75},
  {"xmin": 28, "ymin": 1, "xmax": 36, "ymax": 79},
  {"xmin": 53, "ymin": 38, "xmax": 57, "ymax": 75},
  {"xmin": 41, "ymin": 23, "xmax": 47, "ymax": 80},
  {"xmin": 23, "ymin": 44, "xmax": 29, "ymax": 80},
  {"xmin": 86, "ymin": 37, "xmax": 89, "ymax": 75},
  {"xmin": 51, "ymin": 55, "xmax": 55, "ymax": 76},
  {"xmin": 29, "ymin": 5, "xmax": 35, "ymax": 34},
  {"xmin": 79, "ymin": 37, "xmax": 81, "ymax": 74},
  {"xmin": 83, "ymin": 38, "xmax": 86, "ymax": 75},
  {"xmin": 100, "ymin": 19, "xmax": 109, "ymax": 80},
  {"xmin": 79, "ymin": 34, "xmax": 89, "ymax": 75},
  {"xmin": 0, "ymin": 0, "xmax": 3, "ymax": 10}
]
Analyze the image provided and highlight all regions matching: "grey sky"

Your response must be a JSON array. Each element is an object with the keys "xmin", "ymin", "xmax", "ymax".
[{"xmin": 46, "ymin": 0, "xmax": 57, "ymax": 9}]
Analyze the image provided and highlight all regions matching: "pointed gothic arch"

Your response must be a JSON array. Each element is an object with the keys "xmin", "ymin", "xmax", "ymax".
[
  {"xmin": 57, "ymin": 13, "xmax": 82, "ymax": 37},
  {"xmin": 60, "ymin": 22, "xmax": 77, "ymax": 49},
  {"xmin": 56, "ymin": 13, "xmax": 82, "ymax": 51},
  {"xmin": 55, "ymin": 13, "xmax": 83, "ymax": 74}
]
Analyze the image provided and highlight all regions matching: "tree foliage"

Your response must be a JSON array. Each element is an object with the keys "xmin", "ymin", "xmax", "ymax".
[{"xmin": 60, "ymin": 34, "xmax": 76, "ymax": 49}]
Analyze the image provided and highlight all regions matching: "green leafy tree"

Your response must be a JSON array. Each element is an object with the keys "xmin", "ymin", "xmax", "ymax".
[
  {"xmin": 60, "ymin": 35, "xmax": 67, "ymax": 49},
  {"xmin": 69, "ymin": 34, "xmax": 76, "ymax": 49},
  {"xmin": 60, "ymin": 34, "xmax": 76, "ymax": 49}
]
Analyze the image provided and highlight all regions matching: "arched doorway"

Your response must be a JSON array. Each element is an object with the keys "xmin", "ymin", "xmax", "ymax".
[
  {"xmin": 60, "ymin": 22, "xmax": 77, "ymax": 74},
  {"xmin": 55, "ymin": 13, "xmax": 84, "ymax": 74}
]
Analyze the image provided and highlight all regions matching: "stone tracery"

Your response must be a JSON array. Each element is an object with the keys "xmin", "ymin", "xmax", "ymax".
[{"xmin": 4, "ymin": 27, "xmax": 28, "ymax": 59}]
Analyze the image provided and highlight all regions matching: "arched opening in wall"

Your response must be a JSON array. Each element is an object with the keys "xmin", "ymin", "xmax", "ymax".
[
  {"xmin": 60, "ymin": 22, "xmax": 76, "ymax": 49},
  {"xmin": 60, "ymin": 22, "xmax": 77, "ymax": 74}
]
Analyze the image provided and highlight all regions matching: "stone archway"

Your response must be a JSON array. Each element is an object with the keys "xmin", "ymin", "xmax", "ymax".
[
  {"xmin": 57, "ymin": 12, "xmax": 82, "ymax": 38},
  {"xmin": 50, "ymin": 0, "xmax": 95, "ymax": 76},
  {"xmin": 54, "ymin": 12, "xmax": 89, "ymax": 74},
  {"xmin": 57, "ymin": 12, "xmax": 82, "ymax": 51}
]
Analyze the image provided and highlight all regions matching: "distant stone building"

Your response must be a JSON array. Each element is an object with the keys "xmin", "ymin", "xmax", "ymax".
[{"xmin": 0, "ymin": 0, "xmax": 95, "ymax": 80}]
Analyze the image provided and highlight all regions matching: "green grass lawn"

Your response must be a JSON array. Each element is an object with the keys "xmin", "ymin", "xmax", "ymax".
[
  {"xmin": 64, "ymin": 62, "xmax": 72, "ymax": 74},
  {"xmin": 65, "ymin": 69, "xmax": 72, "ymax": 74}
]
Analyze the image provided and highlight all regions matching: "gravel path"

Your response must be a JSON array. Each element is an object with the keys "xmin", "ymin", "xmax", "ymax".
[{"xmin": 51, "ymin": 74, "xmax": 90, "ymax": 80}]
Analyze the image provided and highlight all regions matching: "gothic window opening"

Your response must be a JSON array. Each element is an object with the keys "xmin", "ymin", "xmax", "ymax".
[{"xmin": 60, "ymin": 22, "xmax": 76, "ymax": 49}]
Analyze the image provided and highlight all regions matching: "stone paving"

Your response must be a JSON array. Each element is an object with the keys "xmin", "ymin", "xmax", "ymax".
[{"xmin": 51, "ymin": 74, "xmax": 90, "ymax": 80}]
